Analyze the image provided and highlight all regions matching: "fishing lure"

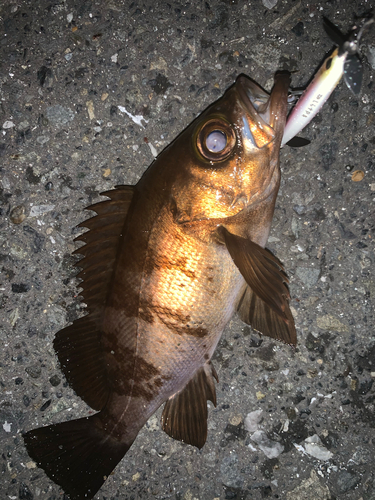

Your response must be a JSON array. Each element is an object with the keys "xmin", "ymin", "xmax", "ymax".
[{"xmin": 282, "ymin": 16, "xmax": 373, "ymax": 147}]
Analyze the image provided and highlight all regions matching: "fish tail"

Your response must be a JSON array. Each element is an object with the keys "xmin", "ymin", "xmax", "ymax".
[{"xmin": 23, "ymin": 415, "xmax": 132, "ymax": 500}]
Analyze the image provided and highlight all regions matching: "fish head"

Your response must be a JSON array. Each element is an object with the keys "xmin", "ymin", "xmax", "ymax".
[{"xmin": 166, "ymin": 72, "xmax": 290, "ymax": 227}]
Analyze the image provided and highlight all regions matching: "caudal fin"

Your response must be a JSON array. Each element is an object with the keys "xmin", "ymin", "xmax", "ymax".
[{"xmin": 23, "ymin": 415, "xmax": 132, "ymax": 500}]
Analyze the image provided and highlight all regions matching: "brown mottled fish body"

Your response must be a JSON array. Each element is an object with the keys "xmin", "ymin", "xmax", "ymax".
[{"xmin": 24, "ymin": 73, "xmax": 296, "ymax": 500}]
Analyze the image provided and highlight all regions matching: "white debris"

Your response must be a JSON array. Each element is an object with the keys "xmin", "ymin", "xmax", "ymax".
[
  {"xmin": 250, "ymin": 430, "xmax": 284, "ymax": 459},
  {"xmin": 118, "ymin": 106, "xmax": 148, "ymax": 128},
  {"xmin": 3, "ymin": 421, "xmax": 12, "ymax": 432},
  {"xmin": 244, "ymin": 409, "xmax": 263, "ymax": 432},
  {"xmin": 29, "ymin": 204, "xmax": 55, "ymax": 217},
  {"xmin": 293, "ymin": 443, "xmax": 308, "ymax": 455},
  {"xmin": 3, "ymin": 120, "xmax": 15, "ymax": 129},
  {"xmin": 304, "ymin": 435, "xmax": 333, "ymax": 461},
  {"xmin": 148, "ymin": 142, "xmax": 158, "ymax": 158},
  {"xmin": 282, "ymin": 418, "xmax": 290, "ymax": 433},
  {"xmin": 294, "ymin": 435, "xmax": 333, "ymax": 461},
  {"xmin": 111, "ymin": 53, "xmax": 118, "ymax": 63},
  {"xmin": 67, "ymin": 12, "xmax": 73, "ymax": 23}
]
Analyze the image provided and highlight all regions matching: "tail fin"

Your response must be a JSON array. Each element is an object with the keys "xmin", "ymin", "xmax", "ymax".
[{"xmin": 23, "ymin": 415, "xmax": 132, "ymax": 500}]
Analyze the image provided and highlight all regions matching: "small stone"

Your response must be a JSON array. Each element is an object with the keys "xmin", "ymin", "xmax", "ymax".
[
  {"xmin": 25, "ymin": 365, "xmax": 42, "ymax": 379},
  {"xmin": 286, "ymin": 470, "xmax": 330, "ymax": 500},
  {"xmin": 10, "ymin": 205, "xmax": 26, "ymax": 224},
  {"xmin": 3, "ymin": 120, "xmax": 15, "ymax": 129},
  {"xmin": 19, "ymin": 482, "xmax": 34, "ymax": 500},
  {"xmin": 351, "ymin": 170, "xmax": 365, "ymax": 182},
  {"xmin": 262, "ymin": 0, "xmax": 278, "ymax": 8},
  {"xmin": 250, "ymin": 430, "xmax": 284, "ymax": 459},
  {"xmin": 244, "ymin": 410, "xmax": 263, "ymax": 433},
  {"xmin": 304, "ymin": 434, "xmax": 333, "ymax": 461},
  {"xmin": 46, "ymin": 105, "xmax": 74, "ymax": 126},
  {"xmin": 86, "ymin": 100, "xmax": 95, "ymax": 120},
  {"xmin": 36, "ymin": 135, "xmax": 50, "ymax": 144},
  {"xmin": 12, "ymin": 283, "xmax": 31, "ymax": 293},
  {"xmin": 220, "ymin": 453, "xmax": 243, "ymax": 489},
  {"xmin": 256, "ymin": 391, "xmax": 266, "ymax": 400},
  {"xmin": 29, "ymin": 204, "xmax": 55, "ymax": 217},
  {"xmin": 337, "ymin": 470, "xmax": 360, "ymax": 494},
  {"xmin": 49, "ymin": 374, "xmax": 61, "ymax": 387},
  {"xmin": 316, "ymin": 315, "xmax": 348, "ymax": 332},
  {"xmin": 293, "ymin": 204, "xmax": 306, "ymax": 215},
  {"xmin": 296, "ymin": 267, "xmax": 320, "ymax": 288},
  {"xmin": 229, "ymin": 414, "xmax": 242, "ymax": 426}
]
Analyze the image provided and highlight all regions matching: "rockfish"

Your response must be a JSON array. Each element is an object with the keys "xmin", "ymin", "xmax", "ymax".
[{"xmin": 24, "ymin": 72, "xmax": 296, "ymax": 499}]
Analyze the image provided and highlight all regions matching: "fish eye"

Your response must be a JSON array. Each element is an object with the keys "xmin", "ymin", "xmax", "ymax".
[
  {"xmin": 206, "ymin": 130, "xmax": 227, "ymax": 153},
  {"xmin": 196, "ymin": 119, "xmax": 236, "ymax": 162}
]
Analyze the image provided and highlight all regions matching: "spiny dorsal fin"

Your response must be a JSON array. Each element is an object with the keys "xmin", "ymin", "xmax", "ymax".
[
  {"xmin": 74, "ymin": 186, "xmax": 135, "ymax": 311},
  {"xmin": 161, "ymin": 362, "xmax": 218, "ymax": 449},
  {"xmin": 54, "ymin": 186, "xmax": 135, "ymax": 410}
]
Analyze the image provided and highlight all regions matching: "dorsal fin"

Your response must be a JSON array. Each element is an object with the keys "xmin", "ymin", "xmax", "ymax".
[
  {"xmin": 54, "ymin": 186, "xmax": 135, "ymax": 410},
  {"xmin": 74, "ymin": 186, "xmax": 135, "ymax": 312}
]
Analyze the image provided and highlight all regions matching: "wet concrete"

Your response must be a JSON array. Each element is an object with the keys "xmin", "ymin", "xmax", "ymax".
[{"xmin": 1, "ymin": 1, "xmax": 374, "ymax": 499}]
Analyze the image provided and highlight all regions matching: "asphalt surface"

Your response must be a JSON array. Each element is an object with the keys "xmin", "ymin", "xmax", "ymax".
[{"xmin": 1, "ymin": 0, "xmax": 375, "ymax": 499}]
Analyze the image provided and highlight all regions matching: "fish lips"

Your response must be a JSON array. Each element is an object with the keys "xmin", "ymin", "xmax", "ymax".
[{"xmin": 234, "ymin": 75, "xmax": 276, "ymax": 150}]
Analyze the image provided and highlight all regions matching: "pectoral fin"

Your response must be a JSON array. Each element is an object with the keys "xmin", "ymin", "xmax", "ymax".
[
  {"xmin": 161, "ymin": 362, "xmax": 218, "ymax": 449},
  {"xmin": 219, "ymin": 227, "xmax": 296, "ymax": 345},
  {"xmin": 238, "ymin": 285, "xmax": 296, "ymax": 345}
]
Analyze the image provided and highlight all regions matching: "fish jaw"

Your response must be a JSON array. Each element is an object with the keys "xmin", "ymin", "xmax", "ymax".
[{"xmin": 162, "ymin": 73, "xmax": 290, "ymax": 226}]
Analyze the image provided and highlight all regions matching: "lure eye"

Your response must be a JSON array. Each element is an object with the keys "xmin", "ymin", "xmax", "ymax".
[
  {"xmin": 206, "ymin": 130, "xmax": 227, "ymax": 152},
  {"xmin": 196, "ymin": 119, "xmax": 236, "ymax": 162}
]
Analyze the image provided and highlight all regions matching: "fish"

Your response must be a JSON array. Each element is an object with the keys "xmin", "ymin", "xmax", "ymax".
[
  {"xmin": 23, "ymin": 71, "xmax": 296, "ymax": 500},
  {"xmin": 282, "ymin": 16, "xmax": 373, "ymax": 147}
]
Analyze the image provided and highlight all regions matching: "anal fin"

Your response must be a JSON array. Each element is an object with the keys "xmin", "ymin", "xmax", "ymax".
[{"xmin": 161, "ymin": 362, "xmax": 218, "ymax": 449}]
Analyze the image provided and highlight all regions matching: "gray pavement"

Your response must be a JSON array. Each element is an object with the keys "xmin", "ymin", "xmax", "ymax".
[{"xmin": 1, "ymin": 1, "xmax": 374, "ymax": 499}]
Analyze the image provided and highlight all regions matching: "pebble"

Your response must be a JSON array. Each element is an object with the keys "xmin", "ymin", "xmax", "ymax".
[
  {"xmin": 244, "ymin": 410, "xmax": 263, "ymax": 433},
  {"xmin": 220, "ymin": 453, "xmax": 243, "ymax": 489},
  {"xmin": 25, "ymin": 365, "xmax": 42, "ymax": 379},
  {"xmin": 337, "ymin": 470, "xmax": 360, "ymax": 494},
  {"xmin": 304, "ymin": 435, "xmax": 333, "ymax": 461},
  {"xmin": 367, "ymin": 45, "xmax": 375, "ymax": 70},
  {"xmin": 36, "ymin": 135, "xmax": 50, "ymax": 144},
  {"xmin": 296, "ymin": 266, "xmax": 320, "ymax": 288},
  {"xmin": 262, "ymin": 0, "xmax": 278, "ymax": 8},
  {"xmin": 316, "ymin": 315, "xmax": 348, "ymax": 332},
  {"xmin": 351, "ymin": 170, "xmax": 365, "ymax": 182},
  {"xmin": 19, "ymin": 482, "xmax": 34, "ymax": 500},
  {"xmin": 29, "ymin": 204, "xmax": 55, "ymax": 217},
  {"xmin": 46, "ymin": 105, "xmax": 75, "ymax": 126},
  {"xmin": 286, "ymin": 470, "xmax": 330, "ymax": 500},
  {"xmin": 250, "ymin": 430, "xmax": 284, "ymax": 459},
  {"xmin": 3, "ymin": 120, "xmax": 15, "ymax": 129},
  {"xmin": 10, "ymin": 205, "xmax": 26, "ymax": 224}
]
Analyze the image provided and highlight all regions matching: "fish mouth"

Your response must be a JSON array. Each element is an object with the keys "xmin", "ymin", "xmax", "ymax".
[
  {"xmin": 234, "ymin": 73, "xmax": 290, "ymax": 150},
  {"xmin": 234, "ymin": 75, "xmax": 276, "ymax": 150}
]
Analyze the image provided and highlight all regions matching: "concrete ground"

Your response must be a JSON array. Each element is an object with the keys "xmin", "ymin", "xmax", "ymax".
[{"xmin": 1, "ymin": 0, "xmax": 374, "ymax": 499}]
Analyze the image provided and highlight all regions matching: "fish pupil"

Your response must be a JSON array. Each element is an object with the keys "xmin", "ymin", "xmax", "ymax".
[{"xmin": 206, "ymin": 130, "xmax": 227, "ymax": 153}]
